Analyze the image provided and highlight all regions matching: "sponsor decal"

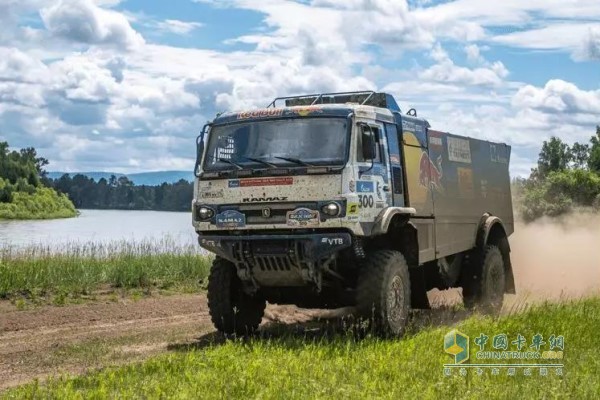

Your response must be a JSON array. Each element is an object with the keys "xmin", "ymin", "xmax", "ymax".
[
  {"xmin": 243, "ymin": 196, "xmax": 288, "ymax": 203},
  {"xmin": 490, "ymin": 144, "xmax": 509, "ymax": 164},
  {"xmin": 481, "ymin": 179, "xmax": 488, "ymax": 199},
  {"xmin": 200, "ymin": 189, "xmax": 224, "ymax": 199},
  {"xmin": 200, "ymin": 239, "xmax": 221, "ymax": 248},
  {"xmin": 419, "ymin": 152, "xmax": 444, "ymax": 191},
  {"xmin": 357, "ymin": 181, "xmax": 375, "ymax": 193},
  {"xmin": 447, "ymin": 137, "xmax": 472, "ymax": 164},
  {"xmin": 429, "ymin": 135, "xmax": 443, "ymax": 147},
  {"xmin": 389, "ymin": 154, "xmax": 401, "ymax": 165},
  {"xmin": 402, "ymin": 120, "xmax": 416, "ymax": 133},
  {"xmin": 286, "ymin": 208, "xmax": 320, "ymax": 227},
  {"xmin": 238, "ymin": 177, "xmax": 293, "ymax": 187},
  {"xmin": 228, "ymin": 180, "xmax": 240, "ymax": 188},
  {"xmin": 457, "ymin": 167, "xmax": 474, "ymax": 198},
  {"xmin": 321, "ymin": 237, "xmax": 345, "ymax": 245},
  {"xmin": 347, "ymin": 202, "xmax": 359, "ymax": 215},
  {"xmin": 376, "ymin": 181, "xmax": 383, "ymax": 200},
  {"xmin": 292, "ymin": 106, "xmax": 324, "ymax": 117},
  {"xmin": 237, "ymin": 108, "xmax": 284, "ymax": 120},
  {"xmin": 215, "ymin": 210, "xmax": 246, "ymax": 228},
  {"xmin": 376, "ymin": 201, "xmax": 385, "ymax": 209}
]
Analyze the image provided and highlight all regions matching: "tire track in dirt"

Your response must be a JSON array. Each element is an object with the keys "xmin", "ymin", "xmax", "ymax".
[
  {"xmin": 0, "ymin": 294, "xmax": 347, "ymax": 391},
  {"xmin": 0, "ymin": 294, "xmax": 213, "ymax": 390}
]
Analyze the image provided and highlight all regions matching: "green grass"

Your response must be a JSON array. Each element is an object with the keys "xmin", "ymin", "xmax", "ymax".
[
  {"xmin": 0, "ymin": 239, "xmax": 212, "ymax": 299},
  {"xmin": 4, "ymin": 298, "xmax": 599, "ymax": 399}
]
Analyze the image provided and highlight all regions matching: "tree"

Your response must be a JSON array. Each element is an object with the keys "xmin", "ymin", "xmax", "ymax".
[
  {"xmin": 589, "ymin": 125, "xmax": 600, "ymax": 173},
  {"xmin": 537, "ymin": 137, "xmax": 571, "ymax": 178},
  {"xmin": 570, "ymin": 142, "xmax": 590, "ymax": 169}
]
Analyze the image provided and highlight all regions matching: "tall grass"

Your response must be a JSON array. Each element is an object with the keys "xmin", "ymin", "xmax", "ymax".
[
  {"xmin": 0, "ymin": 238, "xmax": 212, "ymax": 298},
  {"xmin": 5, "ymin": 298, "xmax": 599, "ymax": 399}
]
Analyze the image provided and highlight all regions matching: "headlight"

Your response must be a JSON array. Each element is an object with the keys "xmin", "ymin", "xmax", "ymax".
[
  {"xmin": 321, "ymin": 202, "xmax": 341, "ymax": 217},
  {"xmin": 197, "ymin": 206, "xmax": 215, "ymax": 221}
]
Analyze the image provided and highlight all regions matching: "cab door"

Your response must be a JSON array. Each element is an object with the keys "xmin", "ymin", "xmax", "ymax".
[{"xmin": 383, "ymin": 123, "xmax": 405, "ymax": 207}]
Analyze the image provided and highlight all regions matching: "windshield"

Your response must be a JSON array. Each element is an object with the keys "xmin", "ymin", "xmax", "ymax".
[{"xmin": 202, "ymin": 118, "xmax": 348, "ymax": 171}]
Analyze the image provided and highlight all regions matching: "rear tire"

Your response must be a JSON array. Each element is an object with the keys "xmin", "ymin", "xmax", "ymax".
[
  {"xmin": 462, "ymin": 245, "xmax": 505, "ymax": 314},
  {"xmin": 356, "ymin": 250, "xmax": 411, "ymax": 336},
  {"xmin": 207, "ymin": 257, "xmax": 266, "ymax": 335}
]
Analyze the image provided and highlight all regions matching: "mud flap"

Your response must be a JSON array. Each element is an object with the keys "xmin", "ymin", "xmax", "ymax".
[
  {"xmin": 409, "ymin": 267, "xmax": 430, "ymax": 309},
  {"xmin": 498, "ymin": 237, "xmax": 516, "ymax": 294}
]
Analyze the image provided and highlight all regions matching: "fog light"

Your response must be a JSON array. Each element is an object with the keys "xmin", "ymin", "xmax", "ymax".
[
  {"xmin": 197, "ymin": 206, "xmax": 214, "ymax": 220},
  {"xmin": 321, "ymin": 202, "xmax": 341, "ymax": 217}
]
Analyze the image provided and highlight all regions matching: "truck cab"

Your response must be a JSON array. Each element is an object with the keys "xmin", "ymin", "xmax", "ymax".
[{"xmin": 193, "ymin": 91, "xmax": 515, "ymax": 336}]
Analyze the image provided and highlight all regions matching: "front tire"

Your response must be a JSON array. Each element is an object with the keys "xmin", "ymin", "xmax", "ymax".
[
  {"xmin": 462, "ymin": 245, "xmax": 505, "ymax": 314},
  {"xmin": 356, "ymin": 250, "xmax": 411, "ymax": 336},
  {"xmin": 207, "ymin": 257, "xmax": 266, "ymax": 335}
]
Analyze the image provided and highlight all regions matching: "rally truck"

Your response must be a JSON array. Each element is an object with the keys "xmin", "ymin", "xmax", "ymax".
[{"xmin": 192, "ymin": 91, "xmax": 515, "ymax": 336}]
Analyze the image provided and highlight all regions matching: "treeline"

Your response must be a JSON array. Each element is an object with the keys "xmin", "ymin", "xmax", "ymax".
[
  {"xmin": 517, "ymin": 126, "xmax": 600, "ymax": 221},
  {"xmin": 0, "ymin": 141, "xmax": 76, "ymax": 219},
  {"xmin": 50, "ymin": 174, "xmax": 193, "ymax": 212}
]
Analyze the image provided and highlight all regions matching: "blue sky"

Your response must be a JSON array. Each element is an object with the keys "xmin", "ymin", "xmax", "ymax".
[{"xmin": 0, "ymin": 0, "xmax": 599, "ymax": 176}]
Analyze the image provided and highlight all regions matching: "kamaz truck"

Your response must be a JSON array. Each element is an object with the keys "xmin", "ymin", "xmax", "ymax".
[{"xmin": 192, "ymin": 91, "xmax": 515, "ymax": 336}]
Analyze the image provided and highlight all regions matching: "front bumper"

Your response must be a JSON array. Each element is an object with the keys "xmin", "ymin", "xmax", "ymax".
[{"xmin": 198, "ymin": 232, "xmax": 352, "ymax": 267}]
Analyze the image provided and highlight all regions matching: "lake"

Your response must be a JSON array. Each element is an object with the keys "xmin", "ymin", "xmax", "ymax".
[{"xmin": 0, "ymin": 210, "xmax": 197, "ymax": 249}]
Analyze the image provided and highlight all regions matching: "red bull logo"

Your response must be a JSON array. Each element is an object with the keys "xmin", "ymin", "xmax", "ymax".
[
  {"xmin": 419, "ymin": 152, "xmax": 443, "ymax": 191},
  {"xmin": 292, "ymin": 106, "xmax": 324, "ymax": 117}
]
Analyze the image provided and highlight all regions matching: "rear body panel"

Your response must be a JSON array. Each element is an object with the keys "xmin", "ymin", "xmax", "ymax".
[{"xmin": 399, "ymin": 119, "xmax": 513, "ymax": 262}]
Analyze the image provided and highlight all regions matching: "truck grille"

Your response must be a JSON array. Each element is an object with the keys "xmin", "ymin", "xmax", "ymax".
[
  {"xmin": 219, "ymin": 202, "xmax": 318, "ymax": 225},
  {"xmin": 253, "ymin": 255, "xmax": 294, "ymax": 271}
]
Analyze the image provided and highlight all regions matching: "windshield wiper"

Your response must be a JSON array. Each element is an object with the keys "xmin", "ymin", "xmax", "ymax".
[
  {"xmin": 273, "ymin": 156, "xmax": 314, "ymax": 167},
  {"xmin": 242, "ymin": 157, "xmax": 278, "ymax": 168},
  {"xmin": 218, "ymin": 157, "xmax": 244, "ymax": 170}
]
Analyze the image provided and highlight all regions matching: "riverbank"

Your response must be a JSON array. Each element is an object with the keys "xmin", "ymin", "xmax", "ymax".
[
  {"xmin": 0, "ymin": 240, "xmax": 212, "ymax": 303},
  {"xmin": 0, "ymin": 186, "xmax": 77, "ymax": 220}
]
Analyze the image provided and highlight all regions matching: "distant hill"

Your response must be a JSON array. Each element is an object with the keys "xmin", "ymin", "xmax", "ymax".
[{"xmin": 47, "ymin": 171, "xmax": 193, "ymax": 186}]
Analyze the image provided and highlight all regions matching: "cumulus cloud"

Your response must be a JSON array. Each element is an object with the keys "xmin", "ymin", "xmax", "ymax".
[
  {"xmin": 40, "ymin": 0, "xmax": 144, "ymax": 49},
  {"xmin": 513, "ymin": 80, "xmax": 600, "ymax": 115},
  {"xmin": 419, "ymin": 43, "xmax": 509, "ymax": 87}
]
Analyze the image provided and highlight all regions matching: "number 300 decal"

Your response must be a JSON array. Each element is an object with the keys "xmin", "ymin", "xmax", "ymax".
[{"xmin": 358, "ymin": 194, "xmax": 374, "ymax": 208}]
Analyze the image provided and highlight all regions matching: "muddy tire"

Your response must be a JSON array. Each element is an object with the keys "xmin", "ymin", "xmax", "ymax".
[
  {"xmin": 462, "ymin": 245, "xmax": 505, "ymax": 314},
  {"xmin": 207, "ymin": 257, "xmax": 266, "ymax": 335},
  {"xmin": 356, "ymin": 250, "xmax": 411, "ymax": 336}
]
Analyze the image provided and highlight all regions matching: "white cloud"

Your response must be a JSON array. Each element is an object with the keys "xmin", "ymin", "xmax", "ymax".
[
  {"xmin": 418, "ymin": 43, "xmax": 509, "ymax": 87},
  {"xmin": 40, "ymin": 0, "xmax": 144, "ymax": 49},
  {"xmin": 577, "ymin": 26, "xmax": 600, "ymax": 61},
  {"xmin": 155, "ymin": 19, "xmax": 203, "ymax": 35},
  {"xmin": 513, "ymin": 80, "xmax": 600, "ymax": 115}
]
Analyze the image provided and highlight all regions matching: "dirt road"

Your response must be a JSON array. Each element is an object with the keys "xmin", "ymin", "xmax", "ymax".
[{"xmin": 0, "ymin": 294, "xmax": 350, "ymax": 391}]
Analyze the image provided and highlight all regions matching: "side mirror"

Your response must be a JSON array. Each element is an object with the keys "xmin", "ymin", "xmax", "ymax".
[
  {"xmin": 361, "ymin": 126, "xmax": 376, "ymax": 160},
  {"xmin": 195, "ymin": 123, "xmax": 210, "ymax": 177}
]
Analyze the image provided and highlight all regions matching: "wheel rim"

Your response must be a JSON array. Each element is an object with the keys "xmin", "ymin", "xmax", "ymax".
[{"xmin": 387, "ymin": 275, "xmax": 405, "ymax": 325}]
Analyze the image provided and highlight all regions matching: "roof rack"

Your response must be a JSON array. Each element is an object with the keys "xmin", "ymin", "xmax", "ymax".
[{"xmin": 267, "ymin": 91, "xmax": 400, "ymax": 111}]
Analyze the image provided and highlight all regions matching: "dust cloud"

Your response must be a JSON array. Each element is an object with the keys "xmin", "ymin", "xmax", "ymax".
[
  {"xmin": 427, "ymin": 212, "xmax": 600, "ymax": 308},
  {"xmin": 510, "ymin": 213, "xmax": 600, "ymax": 300}
]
